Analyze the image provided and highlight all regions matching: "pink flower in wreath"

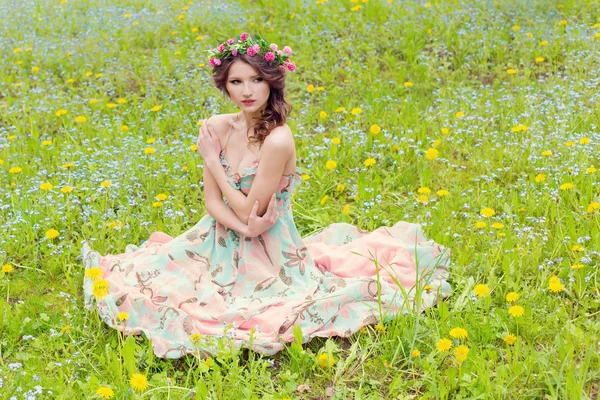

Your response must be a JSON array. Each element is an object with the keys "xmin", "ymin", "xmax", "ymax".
[
  {"xmin": 265, "ymin": 51, "xmax": 275, "ymax": 62},
  {"xmin": 227, "ymin": 38, "xmax": 234, "ymax": 45},
  {"xmin": 218, "ymin": 43, "xmax": 226, "ymax": 52},
  {"xmin": 269, "ymin": 43, "xmax": 278, "ymax": 51},
  {"xmin": 283, "ymin": 46, "xmax": 293, "ymax": 55},
  {"xmin": 286, "ymin": 62, "xmax": 296, "ymax": 72},
  {"xmin": 279, "ymin": 65, "xmax": 287, "ymax": 73},
  {"xmin": 232, "ymin": 49, "xmax": 238, "ymax": 56},
  {"xmin": 240, "ymin": 32, "xmax": 248, "ymax": 41},
  {"xmin": 247, "ymin": 44, "xmax": 260, "ymax": 56}
]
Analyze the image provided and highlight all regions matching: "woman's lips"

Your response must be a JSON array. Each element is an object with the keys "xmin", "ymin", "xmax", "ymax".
[{"xmin": 242, "ymin": 100, "xmax": 255, "ymax": 105}]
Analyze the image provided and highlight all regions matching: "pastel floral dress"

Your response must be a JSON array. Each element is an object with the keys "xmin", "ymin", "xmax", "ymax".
[{"xmin": 82, "ymin": 150, "xmax": 452, "ymax": 359}]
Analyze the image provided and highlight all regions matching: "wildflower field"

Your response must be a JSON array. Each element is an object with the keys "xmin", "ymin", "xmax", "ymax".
[{"xmin": 1, "ymin": 0, "xmax": 600, "ymax": 398}]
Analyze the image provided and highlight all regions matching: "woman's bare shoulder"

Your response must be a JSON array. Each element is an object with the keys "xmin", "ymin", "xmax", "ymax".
[{"xmin": 205, "ymin": 113, "xmax": 236, "ymax": 139}]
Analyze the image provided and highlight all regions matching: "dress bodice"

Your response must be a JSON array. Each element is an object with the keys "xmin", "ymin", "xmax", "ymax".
[{"xmin": 218, "ymin": 150, "xmax": 303, "ymax": 206}]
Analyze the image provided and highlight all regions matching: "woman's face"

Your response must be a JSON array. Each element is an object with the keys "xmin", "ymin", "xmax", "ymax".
[{"xmin": 225, "ymin": 61, "xmax": 270, "ymax": 114}]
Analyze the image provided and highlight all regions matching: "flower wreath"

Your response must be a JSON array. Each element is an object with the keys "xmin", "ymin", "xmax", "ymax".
[{"xmin": 205, "ymin": 32, "xmax": 296, "ymax": 74}]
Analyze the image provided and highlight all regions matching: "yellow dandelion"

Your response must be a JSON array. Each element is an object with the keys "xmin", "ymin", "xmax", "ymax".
[
  {"xmin": 39, "ymin": 182, "xmax": 53, "ymax": 191},
  {"xmin": 480, "ymin": 207, "xmax": 496, "ymax": 218},
  {"xmin": 156, "ymin": 193, "xmax": 168, "ymax": 201},
  {"xmin": 9, "ymin": 166, "xmax": 23, "ymax": 174},
  {"xmin": 129, "ymin": 373, "xmax": 148, "ymax": 392},
  {"xmin": 586, "ymin": 167, "xmax": 596, "ymax": 173},
  {"xmin": 190, "ymin": 333, "xmax": 203, "ymax": 345},
  {"xmin": 404, "ymin": 81, "xmax": 413, "ymax": 87},
  {"xmin": 121, "ymin": 125, "xmax": 129, "ymax": 132},
  {"xmin": 535, "ymin": 173, "xmax": 546, "ymax": 182},
  {"xmin": 579, "ymin": 137, "xmax": 590, "ymax": 144},
  {"xmin": 151, "ymin": 105, "xmax": 162, "ymax": 112},
  {"xmin": 571, "ymin": 264, "xmax": 584, "ymax": 270},
  {"xmin": 535, "ymin": 56, "xmax": 544, "ymax": 63},
  {"xmin": 571, "ymin": 245, "xmax": 584, "ymax": 252},
  {"xmin": 455, "ymin": 111, "xmax": 464, "ymax": 118},
  {"xmin": 508, "ymin": 305, "xmax": 525, "ymax": 317},
  {"xmin": 436, "ymin": 189, "xmax": 450, "ymax": 196},
  {"xmin": 425, "ymin": 148, "xmax": 439, "ymax": 160},
  {"xmin": 364, "ymin": 158, "xmax": 376, "ymax": 167},
  {"xmin": 491, "ymin": 222, "xmax": 504, "ymax": 229},
  {"xmin": 370, "ymin": 124, "xmax": 381, "ymax": 134},
  {"xmin": 505, "ymin": 292, "xmax": 519, "ymax": 302},
  {"xmin": 511, "ymin": 124, "xmax": 528, "ymax": 132},
  {"xmin": 100, "ymin": 180, "xmax": 111, "ymax": 188},
  {"xmin": 454, "ymin": 344, "xmax": 469, "ymax": 362},
  {"xmin": 152, "ymin": 201, "xmax": 163, "ymax": 208},
  {"xmin": 342, "ymin": 204, "xmax": 350, "ymax": 215},
  {"xmin": 318, "ymin": 353, "xmax": 335, "ymax": 368},
  {"xmin": 118, "ymin": 312, "xmax": 130, "ymax": 321},
  {"xmin": 106, "ymin": 103, "xmax": 117, "ymax": 109},
  {"xmin": 503, "ymin": 333, "xmax": 517, "ymax": 345},
  {"xmin": 474, "ymin": 283, "xmax": 490, "ymax": 297},
  {"xmin": 411, "ymin": 349, "xmax": 420, "ymax": 358},
  {"xmin": 336, "ymin": 184, "xmax": 345, "ymax": 192},
  {"xmin": 335, "ymin": 107, "xmax": 345, "ymax": 112},
  {"xmin": 89, "ymin": 98, "xmax": 98, "ymax": 104},
  {"xmin": 93, "ymin": 279, "xmax": 109, "ymax": 300},
  {"xmin": 144, "ymin": 147, "xmax": 156, "ymax": 154},
  {"xmin": 96, "ymin": 386, "xmax": 115, "ymax": 399},
  {"xmin": 331, "ymin": 137, "xmax": 341, "ymax": 144},
  {"xmin": 319, "ymin": 111, "xmax": 327, "ymax": 119},
  {"xmin": 319, "ymin": 195, "xmax": 329, "ymax": 206},
  {"xmin": 55, "ymin": 109, "xmax": 68, "ymax": 117},
  {"xmin": 587, "ymin": 202, "xmax": 600, "ymax": 213},
  {"xmin": 2, "ymin": 264, "xmax": 14, "ymax": 273},
  {"xmin": 436, "ymin": 338, "xmax": 452, "ymax": 352},
  {"xmin": 325, "ymin": 160, "xmax": 337, "ymax": 170},
  {"xmin": 46, "ymin": 229, "xmax": 60, "ymax": 239},
  {"xmin": 60, "ymin": 325, "xmax": 71, "ymax": 333},
  {"xmin": 85, "ymin": 267, "xmax": 103, "ymax": 280},
  {"xmin": 506, "ymin": 68, "xmax": 516, "ymax": 74},
  {"xmin": 351, "ymin": 107, "xmax": 362, "ymax": 115},
  {"xmin": 441, "ymin": 127, "xmax": 449, "ymax": 135},
  {"xmin": 306, "ymin": 84, "xmax": 314, "ymax": 92},
  {"xmin": 74, "ymin": 116, "xmax": 87, "ymax": 123},
  {"xmin": 542, "ymin": 150, "xmax": 553, "ymax": 156},
  {"xmin": 117, "ymin": 98, "xmax": 127, "ymax": 104},
  {"xmin": 449, "ymin": 327, "xmax": 468, "ymax": 340},
  {"xmin": 418, "ymin": 187, "xmax": 431, "ymax": 194},
  {"xmin": 548, "ymin": 276, "xmax": 564, "ymax": 293},
  {"xmin": 301, "ymin": 174, "xmax": 310, "ymax": 181}
]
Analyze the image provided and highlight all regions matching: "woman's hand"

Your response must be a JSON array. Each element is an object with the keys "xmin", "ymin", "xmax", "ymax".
[
  {"xmin": 244, "ymin": 193, "xmax": 279, "ymax": 238},
  {"xmin": 196, "ymin": 119, "xmax": 221, "ymax": 164}
]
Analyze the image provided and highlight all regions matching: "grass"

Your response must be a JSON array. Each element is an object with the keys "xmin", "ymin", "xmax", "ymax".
[{"xmin": 1, "ymin": 0, "xmax": 599, "ymax": 398}]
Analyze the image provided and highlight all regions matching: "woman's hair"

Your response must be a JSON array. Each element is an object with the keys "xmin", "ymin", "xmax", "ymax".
[{"xmin": 211, "ymin": 53, "xmax": 293, "ymax": 147}]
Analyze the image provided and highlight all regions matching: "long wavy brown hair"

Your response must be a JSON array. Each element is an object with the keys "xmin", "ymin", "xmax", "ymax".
[{"xmin": 211, "ymin": 52, "xmax": 293, "ymax": 148}]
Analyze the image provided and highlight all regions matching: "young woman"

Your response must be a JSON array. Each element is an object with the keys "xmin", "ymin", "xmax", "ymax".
[{"xmin": 82, "ymin": 33, "xmax": 452, "ymax": 359}]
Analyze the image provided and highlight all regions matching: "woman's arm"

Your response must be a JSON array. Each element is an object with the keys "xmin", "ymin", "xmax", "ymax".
[
  {"xmin": 205, "ymin": 127, "xmax": 293, "ymax": 224},
  {"xmin": 202, "ymin": 162, "xmax": 248, "ymax": 234}
]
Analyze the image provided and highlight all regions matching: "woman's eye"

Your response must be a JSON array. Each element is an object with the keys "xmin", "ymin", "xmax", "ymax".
[{"xmin": 231, "ymin": 78, "xmax": 262, "ymax": 84}]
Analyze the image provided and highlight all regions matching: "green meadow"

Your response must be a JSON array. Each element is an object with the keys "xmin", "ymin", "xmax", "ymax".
[{"xmin": 1, "ymin": 0, "xmax": 599, "ymax": 398}]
